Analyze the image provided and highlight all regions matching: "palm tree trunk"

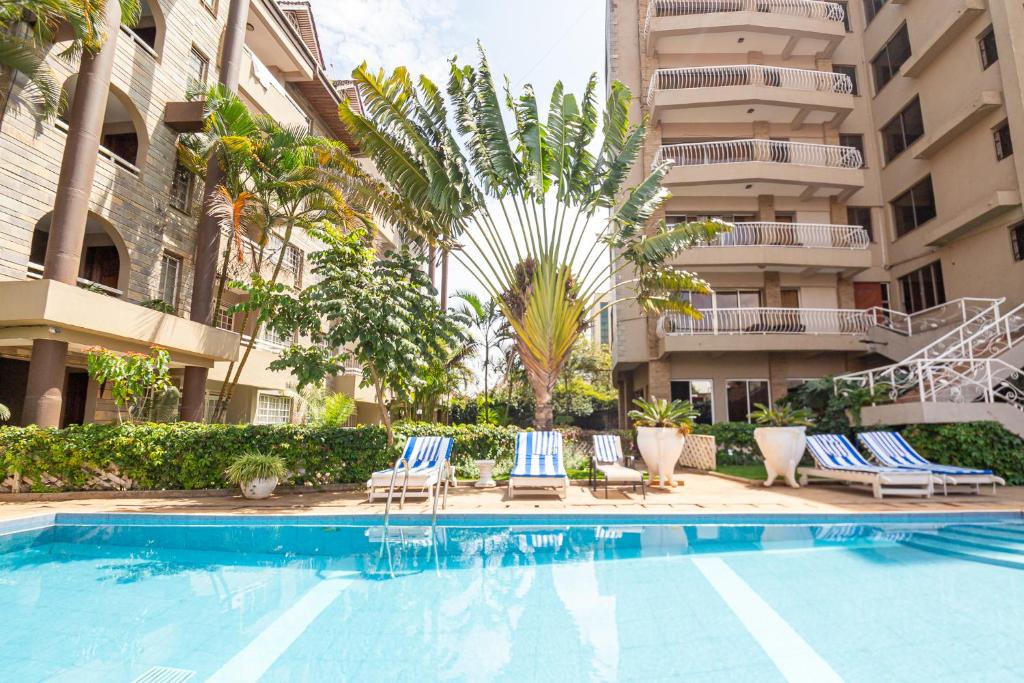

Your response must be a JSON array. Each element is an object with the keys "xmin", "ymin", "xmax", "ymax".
[
  {"xmin": 428, "ymin": 245, "xmax": 436, "ymax": 288},
  {"xmin": 439, "ymin": 249, "xmax": 449, "ymax": 310}
]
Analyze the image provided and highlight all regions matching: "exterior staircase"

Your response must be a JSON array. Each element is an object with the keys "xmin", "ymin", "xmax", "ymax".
[{"xmin": 837, "ymin": 299, "xmax": 1024, "ymax": 437}]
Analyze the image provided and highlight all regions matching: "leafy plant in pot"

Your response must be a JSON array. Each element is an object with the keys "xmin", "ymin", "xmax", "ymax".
[
  {"xmin": 627, "ymin": 397, "xmax": 697, "ymax": 488},
  {"xmin": 225, "ymin": 451, "xmax": 289, "ymax": 499},
  {"xmin": 749, "ymin": 403, "xmax": 815, "ymax": 488}
]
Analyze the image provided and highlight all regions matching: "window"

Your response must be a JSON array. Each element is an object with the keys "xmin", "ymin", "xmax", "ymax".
[
  {"xmin": 833, "ymin": 65, "xmax": 858, "ymax": 96},
  {"xmin": 671, "ymin": 380, "xmax": 714, "ymax": 424},
  {"xmin": 839, "ymin": 134, "xmax": 866, "ymax": 168},
  {"xmin": 259, "ymin": 324, "xmax": 290, "ymax": 348},
  {"xmin": 979, "ymin": 26, "xmax": 998, "ymax": 69},
  {"xmin": 994, "ymin": 121, "xmax": 1013, "ymax": 161},
  {"xmin": 255, "ymin": 394, "xmax": 292, "ymax": 424},
  {"xmin": 169, "ymin": 160, "xmax": 194, "ymax": 213},
  {"xmin": 204, "ymin": 394, "xmax": 221, "ymax": 423},
  {"xmin": 892, "ymin": 176, "xmax": 937, "ymax": 237},
  {"xmin": 187, "ymin": 47, "xmax": 209, "ymax": 90},
  {"xmin": 715, "ymin": 290, "xmax": 761, "ymax": 308},
  {"xmin": 214, "ymin": 303, "xmax": 233, "ymax": 331},
  {"xmin": 726, "ymin": 380, "xmax": 770, "ymax": 423},
  {"xmin": 899, "ymin": 261, "xmax": 946, "ymax": 314},
  {"xmin": 282, "ymin": 244, "xmax": 303, "ymax": 288},
  {"xmin": 871, "ymin": 24, "xmax": 911, "ymax": 92},
  {"xmin": 159, "ymin": 253, "xmax": 182, "ymax": 310},
  {"xmin": 847, "ymin": 206, "xmax": 874, "ymax": 242},
  {"xmin": 598, "ymin": 306, "xmax": 611, "ymax": 346},
  {"xmin": 835, "ymin": 2, "xmax": 851, "ymax": 32},
  {"xmin": 1011, "ymin": 223, "xmax": 1024, "ymax": 262},
  {"xmin": 863, "ymin": 0, "xmax": 886, "ymax": 25},
  {"xmin": 881, "ymin": 98, "xmax": 924, "ymax": 163}
]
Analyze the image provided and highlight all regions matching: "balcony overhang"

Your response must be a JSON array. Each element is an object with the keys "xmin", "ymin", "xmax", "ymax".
[
  {"xmin": 901, "ymin": 0, "xmax": 986, "ymax": 78},
  {"xmin": 651, "ymin": 87, "xmax": 853, "ymax": 128},
  {"xmin": 663, "ymin": 163, "xmax": 865, "ymax": 200},
  {"xmin": 659, "ymin": 334, "xmax": 866, "ymax": 355},
  {"xmin": 671, "ymin": 246, "xmax": 872, "ymax": 273},
  {"xmin": 914, "ymin": 91, "xmax": 1002, "ymax": 160},
  {"xmin": 647, "ymin": 13, "xmax": 844, "ymax": 58},
  {"xmin": 0, "ymin": 280, "xmax": 240, "ymax": 367},
  {"xmin": 163, "ymin": 100, "xmax": 205, "ymax": 133}
]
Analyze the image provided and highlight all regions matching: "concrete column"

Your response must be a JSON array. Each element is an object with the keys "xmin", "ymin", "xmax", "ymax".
[
  {"xmin": 764, "ymin": 272, "xmax": 782, "ymax": 307},
  {"xmin": 180, "ymin": 0, "xmax": 252, "ymax": 422},
  {"xmin": 837, "ymin": 277, "xmax": 856, "ymax": 309},
  {"xmin": 757, "ymin": 195, "xmax": 776, "ymax": 221},
  {"xmin": 647, "ymin": 358, "xmax": 672, "ymax": 402},
  {"xmin": 21, "ymin": 2, "xmax": 121, "ymax": 427},
  {"xmin": 768, "ymin": 354, "xmax": 788, "ymax": 403},
  {"xmin": 829, "ymin": 197, "xmax": 846, "ymax": 223}
]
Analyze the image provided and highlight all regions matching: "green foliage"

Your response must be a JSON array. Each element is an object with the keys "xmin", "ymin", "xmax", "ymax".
[
  {"xmin": 748, "ymin": 402, "xmax": 815, "ymax": 428},
  {"xmin": 225, "ymin": 451, "xmax": 288, "ymax": 485},
  {"xmin": 900, "ymin": 422, "xmax": 1024, "ymax": 485},
  {"xmin": 139, "ymin": 298, "xmax": 175, "ymax": 313},
  {"xmin": 0, "ymin": 403, "xmax": 9, "ymax": 423},
  {"xmin": 692, "ymin": 422, "xmax": 759, "ymax": 466},
  {"xmin": 628, "ymin": 397, "xmax": 697, "ymax": 430},
  {"xmin": 319, "ymin": 393, "xmax": 356, "ymax": 427},
  {"xmin": 780, "ymin": 377, "xmax": 889, "ymax": 435},
  {"xmin": 86, "ymin": 347, "xmax": 172, "ymax": 423}
]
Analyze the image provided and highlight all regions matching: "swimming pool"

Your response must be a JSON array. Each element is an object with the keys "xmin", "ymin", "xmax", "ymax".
[{"xmin": 2, "ymin": 512, "xmax": 1023, "ymax": 682}]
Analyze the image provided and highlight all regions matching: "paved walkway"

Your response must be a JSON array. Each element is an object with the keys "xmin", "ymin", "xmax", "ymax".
[{"xmin": 1, "ymin": 472, "xmax": 1021, "ymax": 521}]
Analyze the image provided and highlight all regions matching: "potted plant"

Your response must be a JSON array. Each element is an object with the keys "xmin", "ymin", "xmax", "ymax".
[
  {"xmin": 627, "ymin": 397, "xmax": 697, "ymax": 488},
  {"xmin": 225, "ymin": 451, "xmax": 288, "ymax": 499},
  {"xmin": 749, "ymin": 403, "xmax": 815, "ymax": 488}
]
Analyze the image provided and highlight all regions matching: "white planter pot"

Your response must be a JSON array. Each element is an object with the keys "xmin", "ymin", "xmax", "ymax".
[
  {"xmin": 753, "ymin": 426, "xmax": 807, "ymax": 488},
  {"xmin": 241, "ymin": 477, "xmax": 279, "ymax": 499},
  {"xmin": 474, "ymin": 459, "xmax": 497, "ymax": 488},
  {"xmin": 636, "ymin": 427, "xmax": 686, "ymax": 487}
]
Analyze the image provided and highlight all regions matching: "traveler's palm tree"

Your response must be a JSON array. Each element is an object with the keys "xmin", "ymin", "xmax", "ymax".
[
  {"xmin": 341, "ymin": 46, "xmax": 725, "ymax": 428},
  {"xmin": 0, "ymin": 0, "xmax": 139, "ymax": 123}
]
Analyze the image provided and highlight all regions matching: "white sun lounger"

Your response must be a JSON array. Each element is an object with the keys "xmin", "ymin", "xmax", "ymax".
[
  {"xmin": 591, "ymin": 434, "xmax": 645, "ymax": 499},
  {"xmin": 508, "ymin": 431, "xmax": 569, "ymax": 499},
  {"xmin": 366, "ymin": 436, "xmax": 455, "ymax": 508},
  {"xmin": 800, "ymin": 434, "xmax": 934, "ymax": 499},
  {"xmin": 858, "ymin": 431, "xmax": 1005, "ymax": 495}
]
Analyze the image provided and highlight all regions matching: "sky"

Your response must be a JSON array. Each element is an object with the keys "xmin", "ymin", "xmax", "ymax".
[{"xmin": 307, "ymin": 0, "xmax": 607, "ymax": 299}]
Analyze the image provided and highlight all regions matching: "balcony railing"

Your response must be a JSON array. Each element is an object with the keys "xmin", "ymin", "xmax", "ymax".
[
  {"xmin": 660, "ymin": 307, "xmax": 874, "ymax": 336},
  {"xmin": 54, "ymin": 119, "xmax": 140, "ymax": 177},
  {"xmin": 644, "ymin": 0, "xmax": 846, "ymax": 42},
  {"xmin": 655, "ymin": 139, "xmax": 863, "ymax": 170},
  {"xmin": 26, "ymin": 261, "xmax": 123, "ymax": 297},
  {"xmin": 648, "ymin": 65, "xmax": 852, "ymax": 105},
  {"xmin": 692, "ymin": 222, "xmax": 870, "ymax": 249}
]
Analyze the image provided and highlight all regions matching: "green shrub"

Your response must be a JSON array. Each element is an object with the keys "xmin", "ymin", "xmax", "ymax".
[
  {"xmin": 692, "ymin": 422, "xmax": 759, "ymax": 465},
  {"xmin": 319, "ymin": 393, "xmax": 357, "ymax": 426},
  {"xmin": 899, "ymin": 422, "xmax": 1024, "ymax": 485}
]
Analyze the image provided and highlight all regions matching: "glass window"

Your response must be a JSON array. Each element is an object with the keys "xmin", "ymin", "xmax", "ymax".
[
  {"xmin": 187, "ymin": 47, "xmax": 209, "ymax": 91},
  {"xmin": 159, "ymin": 253, "xmax": 182, "ymax": 310},
  {"xmin": 847, "ymin": 206, "xmax": 874, "ymax": 242},
  {"xmin": 899, "ymin": 261, "xmax": 946, "ymax": 314},
  {"xmin": 204, "ymin": 394, "xmax": 221, "ymax": 423},
  {"xmin": 671, "ymin": 380, "xmax": 714, "ymax": 424},
  {"xmin": 892, "ymin": 176, "xmax": 937, "ymax": 237},
  {"xmin": 835, "ymin": 2, "xmax": 851, "ymax": 32},
  {"xmin": 726, "ymin": 380, "xmax": 770, "ymax": 423},
  {"xmin": 881, "ymin": 98, "xmax": 924, "ymax": 163},
  {"xmin": 214, "ymin": 303, "xmax": 233, "ymax": 331},
  {"xmin": 282, "ymin": 244, "xmax": 303, "ymax": 288},
  {"xmin": 863, "ymin": 0, "xmax": 887, "ymax": 24},
  {"xmin": 833, "ymin": 65, "xmax": 858, "ymax": 95},
  {"xmin": 839, "ymin": 134, "xmax": 866, "ymax": 167},
  {"xmin": 979, "ymin": 26, "xmax": 998, "ymax": 69},
  {"xmin": 255, "ymin": 394, "xmax": 291, "ymax": 425},
  {"xmin": 871, "ymin": 24, "xmax": 911, "ymax": 93},
  {"xmin": 598, "ymin": 307, "xmax": 611, "ymax": 346},
  {"xmin": 995, "ymin": 121, "xmax": 1013, "ymax": 161},
  {"xmin": 169, "ymin": 160, "xmax": 193, "ymax": 214},
  {"xmin": 1010, "ymin": 223, "xmax": 1024, "ymax": 262}
]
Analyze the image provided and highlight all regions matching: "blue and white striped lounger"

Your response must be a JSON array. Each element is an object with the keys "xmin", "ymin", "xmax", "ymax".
[
  {"xmin": 591, "ymin": 435, "xmax": 644, "ymax": 499},
  {"xmin": 508, "ymin": 431, "xmax": 569, "ymax": 499},
  {"xmin": 800, "ymin": 434, "xmax": 933, "ymax": 499},
  {"xmin": 366, "ymin": 436, "xmax": 455, "ymax": 508},
  {"xmin": 858, "ymin": 431, "xmax": 1005, "ymax": 495}
]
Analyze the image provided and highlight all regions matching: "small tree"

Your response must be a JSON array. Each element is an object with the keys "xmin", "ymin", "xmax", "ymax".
[
  {"xmin": 86, "ymin": 347, "xmax": 172, "ymax": 423},
  {"xmin": 244, "ymin": 227, "xmax": 465, "ymax": 444}
]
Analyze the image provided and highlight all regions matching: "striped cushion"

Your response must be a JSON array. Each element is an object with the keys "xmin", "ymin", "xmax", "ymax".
[
  {"xmin": 859, "ymin": 432, "xmax": 992, "ymax": 475},
  {"xmin": 511, "ymin": 432, "xmax": 567, "ymax": 478},
  {"xmin": 592, "ymin": 434, "xmax": 622, "ymax": 464},
  {"xmin": 805, "ymin": 434, "xmax": 904, "ymax": 473},
  {"xmin": 373, "ymin": 436, "xmax": 453, "ymax": 476}
]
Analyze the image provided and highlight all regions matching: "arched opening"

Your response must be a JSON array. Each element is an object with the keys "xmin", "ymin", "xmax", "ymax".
[
  {"xmin": 59, "ymin": 76, "xmax": 148, "ymax": 171},
  {"xmin": 123, "ymin": 0, "xmax": 165, "ymax": 57},
  {"xmin": 29, "ymin": 212, "xmax": 131, "ymax": 295}
]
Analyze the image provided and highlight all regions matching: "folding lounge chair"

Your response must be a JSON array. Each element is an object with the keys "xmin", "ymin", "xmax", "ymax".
[
  {"xmin": 800, "ymin": 434, "xmax": 934, "ymax": 499},
  {"xmin": 591, "ymin": 434, "xmax": 645, "ymax": 499},
  {"xmin": 366, "ymin": 436, "xmax": 455, "ymax": 508},
  {"xmin": 858, "ymin": 431, "xmax": 1005, "ymax": 495},
  {"xmin": 508, "ymin": 431, "xmax": 569, "ymax": 499}
]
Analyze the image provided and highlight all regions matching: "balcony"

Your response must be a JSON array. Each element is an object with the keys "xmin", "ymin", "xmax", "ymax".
[
  {"xmin": 657, "ymin": 306, "xmax": 872, "ymax": 353},
  {"xmin": 657, "ymin": 139, "xmax": 864, "ymax": 199},
  {"xmin": 673, "ymin": 222, "xmax": 872, "ymax": 271},
  {"xmin": 644, "ymin": 0, "xmax": 846, "ymax": 58},
  {"xmin": 648, "ymin": 66, "xmax": 853, "ymax": 127}
]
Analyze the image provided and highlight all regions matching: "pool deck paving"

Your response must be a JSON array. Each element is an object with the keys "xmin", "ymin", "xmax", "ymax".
[{"xmin": 0, "ymin": 471, "xmax": 1021, "ymax": 521}]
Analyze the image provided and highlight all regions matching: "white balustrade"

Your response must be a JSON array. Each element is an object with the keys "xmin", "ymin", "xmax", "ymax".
[
  {"xmin": 647, "ymin": 65, "xmax": 852, "ymax": 104},
  {"xmin": 655, "ymin": 139, "xmax": 863, "ymax": 169},
  {"xmin": 660, "ymin": 307, "xmax": 874, "ymax": 336},
  {"xmin": 644, "ymin": 0, "xmax": 846, "ymax": 42},
  {"xmin": 696, "ymin": 222, "xmax": 869, "ymax": 249}
]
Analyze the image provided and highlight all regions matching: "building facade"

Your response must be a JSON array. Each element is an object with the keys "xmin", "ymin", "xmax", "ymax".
[
  {"xmin": 0, "ymin": 0, "xmax": 393, "ymax": 426},
  {"xmin": 607, "ymin": 0, "xmax": 1024, "ymax": 426}
]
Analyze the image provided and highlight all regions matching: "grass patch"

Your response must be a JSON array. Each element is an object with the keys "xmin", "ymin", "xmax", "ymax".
[{"xmin": 716, "ymin": 464, "xmax": 767, "ymax": 481}]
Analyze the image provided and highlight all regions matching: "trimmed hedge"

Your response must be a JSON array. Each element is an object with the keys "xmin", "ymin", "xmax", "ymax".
[{"xmin": 901, "ymin": 422, "xmax": 1024, "ymax": 485}]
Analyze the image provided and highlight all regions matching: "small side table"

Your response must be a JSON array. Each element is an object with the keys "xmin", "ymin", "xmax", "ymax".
[{"xmin": 474, "ymin": 459, "xmax": 497, "ymax": 488}]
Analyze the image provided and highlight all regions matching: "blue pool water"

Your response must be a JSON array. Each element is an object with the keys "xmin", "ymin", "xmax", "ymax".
[{"xmin": 1, "ymin": 513, "xmax": 1023, "ymax": 682}]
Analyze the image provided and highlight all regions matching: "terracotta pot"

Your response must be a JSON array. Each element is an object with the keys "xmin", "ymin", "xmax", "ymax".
[
  {"xmin": 636, "ymin": 426, "xmax": 686, "ymax": 487},
  {"xmin": 241, "ymin": 477, "xmax": 279, "ymax": 499},
  {"xmin": 753, "ymin": 426, "xmax": 807, "ymax": 488}
]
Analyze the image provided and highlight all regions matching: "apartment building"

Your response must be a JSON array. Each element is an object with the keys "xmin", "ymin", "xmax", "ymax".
[
  {"xmin": 607, "ymin": 0, "xmax": 1024, "ymax": 427},
  {"xmin": 0, "ymin": 0, "xmax": 393, "ymax": 427}
]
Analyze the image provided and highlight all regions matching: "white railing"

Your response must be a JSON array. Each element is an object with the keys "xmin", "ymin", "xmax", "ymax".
[
  {"xmin": 54, "ymin": 119, "xmax": 141, "ymax": 177},
  {"xmin": 659, "ymin": 307, "xmax": 874, "ymax": 336},
  {"xmin": 851, "ymin": 358, "xmax": 1023, "ymax": 410},
  {"xmin": 655, "ymin": 139, "xmax": 863, "ymax": 169},
  {"xmin": 695, "ymin": 222, "xmax": 869, "ymax": 249},
  {"xmin": 119, "ymin": 26, "xmax": 158, "ymax": 59},
  {"xmin": 647, "ymin": 65, "xmax": 852, "ymax": 104},
  {"xmin": 644, "ymin": 0, "xmax": 846, "ymax": 42},
  {"xmin": 26, "ymin": 261, "xmax": 123, "ymax": 297},
  {"xmin": 241, "ymin": 333, "xmax": 289, "ymax": 354}
]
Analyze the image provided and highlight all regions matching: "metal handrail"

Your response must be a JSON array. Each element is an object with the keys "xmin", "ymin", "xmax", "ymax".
[
  {"xmin": 644, "ymin": 0, "xmax": 846, "ymax": 42},
  {"xmin": 54, "ymin": 119, "xmax": 141, "ymax": 176},
  {"xmin": 655, "ymin": 139, "xmax": 863, "ymax": 169},
  {"xmin": 647, "ymin": 65, "xmax": 852, "ymax": 105},
  {"xmin": 25, "ymin": 261, "xmax": 123, "ymax": 297},
  {"xmin": 692, "ymin": 222, "xmax": 869, "ymax": 249},
  {"xmin": 660, "ymin": 307, "xmax": 874, "ymax": 336}
]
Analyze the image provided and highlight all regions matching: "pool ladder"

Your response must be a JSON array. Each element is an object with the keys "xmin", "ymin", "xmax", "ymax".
[{"xmin": 382, "ymin": 457, "xmax": 451, "ymax": 530}]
